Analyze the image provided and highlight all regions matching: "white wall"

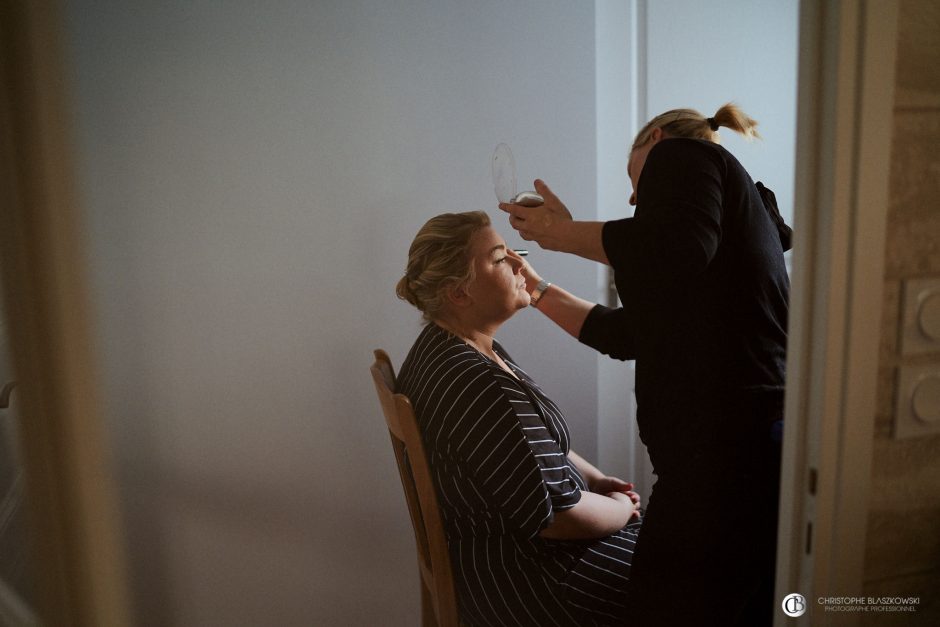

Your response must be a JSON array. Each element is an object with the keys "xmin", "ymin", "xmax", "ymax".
[
  {"xmin": 63, "ymin": 1, "xmax": 600, "ymax": 625},
  {"xmin": 645, "ymin": 0, "xmax": 799, "ymax": 229},
  {"xmin": 595, "ymin": 0, "xmax": 647, "ymax": 495}
]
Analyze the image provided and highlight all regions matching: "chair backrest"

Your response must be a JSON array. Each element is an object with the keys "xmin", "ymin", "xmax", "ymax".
[{"xmin": 370, "ymin": 349, "xmax": 460, "ymax": 627}]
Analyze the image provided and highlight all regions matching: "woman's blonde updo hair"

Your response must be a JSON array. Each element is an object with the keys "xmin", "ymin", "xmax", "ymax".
[
  {"xmin": 396, "ymin": 210, "xmax": 491, "ymax": 322},
  {"xmin": 631, "ymin": 102, "xmax": 760, "ymax": 150}
]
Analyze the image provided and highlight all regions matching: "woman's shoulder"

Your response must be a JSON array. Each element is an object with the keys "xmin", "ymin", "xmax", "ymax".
[{"xmin": 399, "ymin": 323, "xmax": 493, "ymax": 390}]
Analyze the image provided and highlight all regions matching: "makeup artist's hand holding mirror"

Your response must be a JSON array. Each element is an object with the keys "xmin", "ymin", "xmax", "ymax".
[
  {"xmin": 499, "ymin": 179, "xmax": 575, "ymax": 252},
  {"xmin": 492, "ymin": 143, "xmax": 574, "ymax": 251}
]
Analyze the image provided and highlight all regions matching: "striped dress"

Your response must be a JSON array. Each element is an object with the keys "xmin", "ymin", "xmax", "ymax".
[{"xmin": 397, "ymin": 323, "xmax": 641, "ymax": 627}]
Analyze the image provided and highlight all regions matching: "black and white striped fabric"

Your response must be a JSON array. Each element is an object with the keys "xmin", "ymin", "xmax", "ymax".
[{"xmin": 397, "ymin": 323, "xmax": 641, "ymax": 627}]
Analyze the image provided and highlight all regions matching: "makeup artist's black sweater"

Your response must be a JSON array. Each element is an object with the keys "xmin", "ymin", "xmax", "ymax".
[{"xmin": 579, "ymin": 138, "xmax": 789, "ymax": 470}]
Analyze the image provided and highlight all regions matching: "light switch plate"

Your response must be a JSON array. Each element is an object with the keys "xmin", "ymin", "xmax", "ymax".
[
  {"xmin": 895, "ymin": 363, "xmax": 940, "ymax": 439},
  {"xmin": 901, "ymin": 277, "xmax": 940, "ymax": 356}
]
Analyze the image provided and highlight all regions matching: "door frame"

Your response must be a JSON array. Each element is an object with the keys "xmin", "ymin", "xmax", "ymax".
[
  {"xmin": 775, "ymin": 1, "xmax": 898, "ymax": 624},
  {"xmin": 0, "ymin": 2, "xmax": 131, "ymax": 626}
]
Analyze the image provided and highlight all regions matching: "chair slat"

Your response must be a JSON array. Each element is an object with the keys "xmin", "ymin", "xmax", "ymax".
[{"xmin": 371, "ymin": 349, "xmax": 460, "ymax": 627}]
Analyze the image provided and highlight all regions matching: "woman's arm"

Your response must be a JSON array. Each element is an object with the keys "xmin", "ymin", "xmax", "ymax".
[
  {"xmin": 539, "ymin": 491, "xmax": 637, "ymax": 540},
  {"xmin": 568, "ymin": 449, "xmax": 639, "ymax": 505},
  {"xmin": 566, "ymin": 450, "xmax": 604, "ymax": 489},
  {"xmin": 542, "ymin": 450, "xmax": 639, "ymax": 539}
]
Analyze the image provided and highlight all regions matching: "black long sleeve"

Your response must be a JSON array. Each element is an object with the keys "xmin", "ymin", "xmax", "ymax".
[{"xmin": 578, "ymin": 138, "xmax": 789, "ymax": 459}]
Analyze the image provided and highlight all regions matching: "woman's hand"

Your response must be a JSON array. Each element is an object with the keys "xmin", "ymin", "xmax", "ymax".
[
  {"xmin": 591, "ymin": 475, "xmax": 632, "ymax": 495},
  {"xmin": 605, "ymin": 490, "xmax": 641, "ymax": 520},
  {"xmin": 624, "ymin": 491, "xmax": 641, "ymax": 517},
  {"xmin": 499, "ymin": 180, "xmax": 574, "ymax": 251},
  {"xmin": 595, "ymin": 476, "xmax": 641, "ymax": 519}
]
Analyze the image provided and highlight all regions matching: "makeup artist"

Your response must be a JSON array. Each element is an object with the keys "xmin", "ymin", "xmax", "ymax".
[{"xmin": 500, "ymin": 103, "xmax": 791, "ymax": 626}]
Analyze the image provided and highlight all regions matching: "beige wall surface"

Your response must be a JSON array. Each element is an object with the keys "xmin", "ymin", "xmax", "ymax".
[{"xmin": 864, "ymin": 0, "xmax": 940, "ymax": 624}]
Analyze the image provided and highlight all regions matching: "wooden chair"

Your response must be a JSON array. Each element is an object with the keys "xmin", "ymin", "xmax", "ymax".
[{"xmin": 370, "ymin": 349, "xmax": 460, "ymax": 627}]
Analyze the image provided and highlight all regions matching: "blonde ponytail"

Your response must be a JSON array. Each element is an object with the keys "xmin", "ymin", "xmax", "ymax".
[
  {"xmin": 709, "ymin": 103, "xmax": 760, "ymax": 140},
  {"xmin": 632, "ymin": 102, "xmax": 760, "ymax": 149}
]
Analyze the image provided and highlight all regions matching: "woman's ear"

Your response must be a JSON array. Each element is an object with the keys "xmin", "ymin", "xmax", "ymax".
[
  {"xmin": 447, "ymin": 283, "xmax": 471, "ymax": 307},
  {"xmin": 650, "ymin": 127, "xmax": 664, "ymax": 143}
]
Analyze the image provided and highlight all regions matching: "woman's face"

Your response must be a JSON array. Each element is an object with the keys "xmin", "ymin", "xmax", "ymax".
[{"xmin": 462, "ymin": 226, "xmax": 530, "ymax": 322}]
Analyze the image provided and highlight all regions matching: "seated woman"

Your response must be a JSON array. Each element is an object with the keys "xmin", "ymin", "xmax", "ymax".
[{"xmin": 396, "ymin": 210, "xmax": 642, "ymax": 627}]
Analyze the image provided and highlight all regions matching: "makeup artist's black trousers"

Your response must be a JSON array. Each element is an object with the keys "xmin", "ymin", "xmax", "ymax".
[{"xmin": 623, "ymin": 396, "xmax": 783, "ymax": 627}]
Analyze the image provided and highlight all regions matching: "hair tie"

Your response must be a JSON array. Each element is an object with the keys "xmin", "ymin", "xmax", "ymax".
[{"xmin": 706, "ymin": 117, "xmax": 720, "ymax": 131}]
